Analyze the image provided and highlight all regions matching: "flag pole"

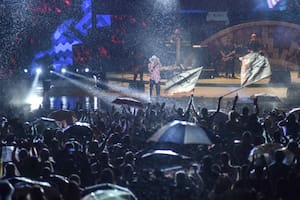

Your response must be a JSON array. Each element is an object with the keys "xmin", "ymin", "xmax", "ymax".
[{"xmin": 221, "ymin": 85, "xmax": 246, "ymax": 97}]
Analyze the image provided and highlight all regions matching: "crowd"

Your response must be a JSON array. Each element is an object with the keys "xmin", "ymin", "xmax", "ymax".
[{"xmin": 0, "ymin": 93, "xmax": 300, "ymax": 200}]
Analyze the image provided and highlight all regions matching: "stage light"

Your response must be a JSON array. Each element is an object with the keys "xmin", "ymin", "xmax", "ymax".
[
  {"xmin": 36, "ymin": 68, "xmax": 42, "ymax": 74},
  {"xmin": 84, "ymin": 68, "xmax": 89, "ymax": 73},
  {"xmin": 26, "ymin": 94, "xmax": 43, "ymax": 111},
  {"xmin": 76, "ymin": 68, "xmax": 79, "ymax": 72},
  {"xmin": 61, "ymin": 68, "xmax": 67, "ymax": 74},
  {"xmin": 24, "ymin": 69, "xmax": 28, "ymax": 73}
]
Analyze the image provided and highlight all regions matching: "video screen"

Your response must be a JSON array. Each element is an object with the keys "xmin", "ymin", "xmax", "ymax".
[{"xmin": 253, "ymin": 0, "xmax": 287, "ymax": 11}]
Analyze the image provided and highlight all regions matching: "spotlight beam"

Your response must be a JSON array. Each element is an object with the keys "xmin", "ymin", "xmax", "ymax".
[{"xmin": 64, "ymin": 70, "xmax": 150, "ymax": 102}]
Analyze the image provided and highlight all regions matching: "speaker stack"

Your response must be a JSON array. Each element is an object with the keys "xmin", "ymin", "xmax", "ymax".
[{"xmin": 270, "ymin": 70, "xmax": 291, "ymax": 84}]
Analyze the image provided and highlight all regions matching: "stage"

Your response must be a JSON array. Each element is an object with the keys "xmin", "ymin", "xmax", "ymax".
[{"xmin": 33, "ymin": 68, "xmax": 300, "ymax": 112}]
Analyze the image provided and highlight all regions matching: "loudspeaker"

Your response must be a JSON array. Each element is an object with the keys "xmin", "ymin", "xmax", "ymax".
[
  {"xmin": 199, "ymin": 69, "xmax": 216, "ymax": 79},
  {"xmin": 192, "ymin": 47, "xmax": 209, "ymax": 68},
  {"xmin": 287, "ymin": 84, "xmax": 300, "ymax": 99},
  {"xmin": 270, "ymin": 70, "xmax": 291, "ymax": 84},
  {"xmin": 129, "ymin": 82, "xmax": 145, "ymax": 92}
]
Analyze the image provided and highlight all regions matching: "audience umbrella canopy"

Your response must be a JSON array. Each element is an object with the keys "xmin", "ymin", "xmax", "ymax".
[
  {"xmin": 208, "ymin": 109, "xmax": 228, "ymax": 124},
  {"xmin": 63, "ymin": 122, "xmax": 93, "ymax": 141},
  {"xmin": 250, "ymin": 93, "xmax": 281, "ymax": 103},
  {"xmin": 147, "ymin": 120, "xmax": 213, "ymax": 145},
  {"xmin": 248, "ymin": 143, "xmax": 284, "ymax": 165},
  {"xmin": 288, "ymin": 107, "xmax": 300, "ymax": 118},
  {"xmin": 136, "ymin": 149, "xmax": 191, "ymax": 171},
  {"xmin": 82, "ymin": 183, "xmax": 137, "ymax": 200},
  {"xmin": 32, "ymin": 117, "xmax": 61, "ymax": 135},
  {"xmin": 48, "ymin": 109, "xmax": 77, "ymax": 124},
  {"xmin": 112, "ymin": 96, "xmax": 144, "ymax": 108}
]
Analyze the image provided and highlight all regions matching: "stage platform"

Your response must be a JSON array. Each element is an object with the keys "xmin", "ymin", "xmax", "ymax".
[
  {"xmin": 106, "ymin": 69, "xmax": 300, "ymax": 99},
  {"xmin": 39, "ymin": 68, "xmax": 300, "ymax": 112}
]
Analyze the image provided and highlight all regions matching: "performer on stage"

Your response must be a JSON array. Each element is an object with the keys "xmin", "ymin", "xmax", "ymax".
[
  {"xmin": 247, "ymin": 33, "xmax": 261, "ymax": 53},
  {"xmin": 148, "ymin": 55, "xmax": 161, "ymax": 97},
  {"xmin": 220, "ymin": 38, "xmax": 236, "ymax": 78},
  {"xmin": 240, "ymin": 33, "xmax": 271, "ymax": 87},
  {"xmin": 170, "ymin": 28, "xmax": 182, "ymax": 67},
  {"xmin": 132, "ymin": 51, "xmax": 147, "ymax": 82}
]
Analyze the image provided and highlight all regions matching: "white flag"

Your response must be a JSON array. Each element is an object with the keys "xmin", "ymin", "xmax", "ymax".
[
  {"xmin": 240, "ymin": 52, "xmax": 272, "ymax": 86},
  {"xmin": 267, "ymin": 0, "xmax": 280, "ymax": 8},
  {"xmin": 165, "ymin": 67, "xmax": 203, "ymax": 94}
]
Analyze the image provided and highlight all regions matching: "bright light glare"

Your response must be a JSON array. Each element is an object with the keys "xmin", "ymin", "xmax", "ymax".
[
  {"xmin": 84, "ymin": 68, "xmax": 89, "ymax": 73},
  {"xmin": 24, "ymin": 69, "xmax": 28, "ymax": 73},
  {"xmin": 61, "ymin": 68, "xmax": 67, "ymax": 74},
  {"xmin": 36, "ymin": 68, "xmax": 42, "ymax": 74},
  {"xmin": 26, "ymin": 95, "xmax": 43, "ymax": 111}
]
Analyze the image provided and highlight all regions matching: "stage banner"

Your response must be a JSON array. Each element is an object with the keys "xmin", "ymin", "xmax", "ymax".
[
  {"xmin": 165, "ymin": 67, "xmax": 203, "ymax": 94},
  {"xmin": 240, "ymin": 52, "xmax": 272, "ymax": 87}
]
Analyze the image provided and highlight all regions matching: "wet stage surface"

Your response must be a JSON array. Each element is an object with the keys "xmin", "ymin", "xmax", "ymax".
[{"xmin": 18, "ymin": 69, "xmax": 300, "ymax": 111}]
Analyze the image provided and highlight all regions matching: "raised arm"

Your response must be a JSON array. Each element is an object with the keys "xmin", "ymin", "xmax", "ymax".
[
  {"xmin": 253, "ymin": 96, "xmax": 259, "ymax": 115},
  {"xmin": 232, "ymin": 94, "xmax": 238, "ymax": 111},
  {"xmin": 209, "ymin": 96, "xmax": 223, "ymax": 119}
]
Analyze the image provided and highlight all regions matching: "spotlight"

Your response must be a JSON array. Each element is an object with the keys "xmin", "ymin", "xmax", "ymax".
[
  {"xmin": 49, "ymin": 65, "xmax": 55, "ymax": 73},
  {"xmin": 61, "ymin": 68, "xmax": 67, "ymax": 74},
  {"xmin": 84, "ymin": 68, "xmax": 89, "ymax": 73},
  {"xmin": 36, "ymin": 68, "xmax": 42, "ymax": 74},
  {"xmin": 76, "ymin": 68, "xmax": 79, "ymax": 73},
  {"xmin": 24, "ymin": 69, "xmax": 28, "ymax": 73}
]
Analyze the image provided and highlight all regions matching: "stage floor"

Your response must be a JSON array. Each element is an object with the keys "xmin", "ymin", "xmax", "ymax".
[
  {"xmin": 22, "ymin": 69, "xmax": 299, "ymax": 111},
  {"xmin": 106, "ymin": 70, "xmax": 300, "ymax": 98}
]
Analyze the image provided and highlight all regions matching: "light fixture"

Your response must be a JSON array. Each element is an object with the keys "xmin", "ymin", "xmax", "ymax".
[
  {"xmin": 36, "ymin": 68, "xmax": 42, "ymax": 74},
  {"xmin": 61, "ymin": 68, "xmax": 67, "ymax": 74}
]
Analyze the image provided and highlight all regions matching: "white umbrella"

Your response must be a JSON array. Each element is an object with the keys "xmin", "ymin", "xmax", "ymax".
[
  {"xmin": 147, "ymin": 120, "xmax": 213, "ymax": 145},
  {"xmin": 82, "ymin": 183, "xmax": 137, "ymax": 200}
]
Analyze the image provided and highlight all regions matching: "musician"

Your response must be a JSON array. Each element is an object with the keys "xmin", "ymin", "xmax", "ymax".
[
  {"xmin": 133, "ymin": 51, "xmax": 147, "ymax": 82},
  {"xmin": 220, "ymin": 38, "xmax": 236, "ymax": 78},
  {"xmin": 247, "ymin": 33, "xmax": 261, "ymax": 53},
  {"xmin": 170, "ymin": 28, "xmax": 182, "ymax": 66},
  {"xmin": 148, "ymin": 55, "xmax": 161, "ymax": 97}
]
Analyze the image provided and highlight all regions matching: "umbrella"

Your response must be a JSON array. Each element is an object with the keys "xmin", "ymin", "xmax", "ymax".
[
  {"xmin": 136, "ymin": 149, "xmax": 191, "ymax": 171},
  {"xmin": 63, "ymin": 122, "xmax": 93, "ymax": 141},
  {"xmin": 249, "ymin": 143, "xmax": 295, "ymax": 165},
  {"xmin": 147, "ymin": 120, "xmax": 213, "ymax": 145},
  {"xmin": 288, "ymin": 107, "xmax": 300, "ymax": 120},
  {"xmin": 8, "ymin": 177, "xmax": 61, "ymax": 200},
  {"xmin": 248, "ymin": 143, "xmax": 283, "ymax": 165},
  {"xmin": 112, "ymin": 97, "xmax": 144, "ymax": 108},
  {"xmin": 82, "ymin": 183, "xmax": 137, "ymax": 200},
  {"xmin": 32, "ymin": 117, "xmax": 61, "ymax": 135},
  {"xmin": 48, "ymin": 109, "xmax": 77, "ymax": 125},
  {"xmin": 208, "ymin": 110, "xmax": 228, "ymax": 124},
  {"xmin": 250, "ymin": 93, "xmax": 281, "ymax": 102}
]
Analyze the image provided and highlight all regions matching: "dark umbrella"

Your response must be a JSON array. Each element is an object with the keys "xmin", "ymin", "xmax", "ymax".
[
  {"xmin": 48, "ymin": 109, "xmax": 77, "ymax": 125},
  {"xmin": 136, "ymin": 149, "xmax": 191, "ymax": 171},
  {"xmin": 63, "ymin": 122, "xmax": 93, "ymax": 141},
  {"xmin": 7, "ymin": 177, "xmax": 60, "ymax": 200},
  {"xmin": 248, "ymin": 143, "xmax": 283, "ymax": 165},
  {"xmin": 250, "ymin": 93, "xmax": 281, "ymax": 103},
  {"xmin": 208, "ymin": 109, "xmax": 228, "ymax": 124},
  {"xmin": 147, "ymin": 120, "xmax": 213, "ymax": 145},
  {"xmin": 288, "ymin": 107, "xmax": 300, "ymax": 120},
  {"xmin": 33, "ymin": 117, "xmax": 61, "ymax": 135},
  {"xmin": 112, "ymin": 97, "xmax": 144, "ymax": 108}
]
